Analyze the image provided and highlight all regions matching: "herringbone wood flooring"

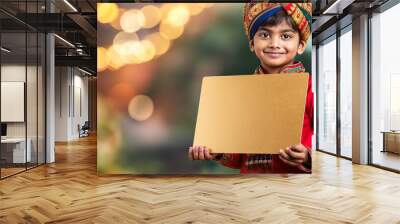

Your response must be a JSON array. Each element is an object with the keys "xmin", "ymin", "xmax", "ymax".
[{"xmin": 1, "ymin": 135, "xmax": 400, "ymax": 224}]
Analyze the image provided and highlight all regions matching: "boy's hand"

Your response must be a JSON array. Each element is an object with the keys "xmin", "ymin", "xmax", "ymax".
[
  {"xmin": 279, "ymin": 144, "xmax": 310, "ymax": 167},
  {"xmin": 188, "ymin": 146, "xmax": 222, "ymax": 160}
]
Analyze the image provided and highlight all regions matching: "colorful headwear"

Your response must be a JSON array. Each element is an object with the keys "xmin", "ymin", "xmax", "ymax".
[{"xmin": 243, "ymin": 2, "xmax": 312, "ymax": 42}]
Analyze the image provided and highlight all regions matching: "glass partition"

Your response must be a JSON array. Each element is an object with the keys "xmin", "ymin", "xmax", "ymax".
[
  {"xmin": 1, "ymin": 30, "xmax": 28, "ymax": 177},
  {"xmin": 0, "ymin": 0, "xmax": 46, "ymax": 179}
]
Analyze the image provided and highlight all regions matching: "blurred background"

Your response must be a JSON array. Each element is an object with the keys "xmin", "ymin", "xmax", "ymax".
[{"xmin": 97, "ymin": 3, "xmax": 312, "ymax": 174}]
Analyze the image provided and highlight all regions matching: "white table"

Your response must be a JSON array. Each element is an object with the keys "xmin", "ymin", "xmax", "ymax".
[{"xmin": 1, "ymin": 138, "xmax": 31, "ymax": 163}]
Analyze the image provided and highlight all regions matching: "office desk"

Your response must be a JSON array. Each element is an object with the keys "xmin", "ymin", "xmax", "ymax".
[
  {"xmin": 1, "ymin": 138, "xmax": 31, "ymax": 163},
  {"xmin": 381, "ymin": 131, "xmax": 400, "ymax": 154}
]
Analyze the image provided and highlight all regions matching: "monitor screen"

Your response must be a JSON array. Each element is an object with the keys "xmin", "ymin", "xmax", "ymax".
[{"xmin": 1, "ymin": 123, "xmax": 7, "ymax": 137}]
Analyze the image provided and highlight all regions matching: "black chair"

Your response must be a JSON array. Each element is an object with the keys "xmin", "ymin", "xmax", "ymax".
[{"xmin": 79, "ymin": 121, "xmax": 90, "ymax": 138}]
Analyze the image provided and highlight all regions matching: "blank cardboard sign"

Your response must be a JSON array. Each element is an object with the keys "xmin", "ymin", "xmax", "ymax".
[{"xmin": 193, "ymin": 73, "xmax": 309, "ymax": 154}]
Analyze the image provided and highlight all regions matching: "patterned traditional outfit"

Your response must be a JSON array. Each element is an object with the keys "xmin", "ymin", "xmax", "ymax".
[{"xmin": 216, "ymin": 2, "xmax": 313, "ymax": 173}]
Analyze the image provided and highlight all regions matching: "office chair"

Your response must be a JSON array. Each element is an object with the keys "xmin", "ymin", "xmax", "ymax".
[{"xmin": 79, "ymin": 121, "xmax": 90, "ymax": 138}]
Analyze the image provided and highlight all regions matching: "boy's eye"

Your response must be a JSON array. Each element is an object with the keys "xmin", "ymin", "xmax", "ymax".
[
  {"xmin": 281, "ymin": 33, "xmax": 292, "ymax": 40},
  {"xmin": 258, "ymin": 31, "xmax": 269, "ymax": 38}
]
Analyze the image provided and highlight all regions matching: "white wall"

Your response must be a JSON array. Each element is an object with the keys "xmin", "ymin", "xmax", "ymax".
[
  {"xmin": 1, "ymin": 64, "xmax": 46, "ymax": 164},
  {"xmin": 1, "ymin": 65, "xmax": 35, "ymax": 137},
  {"xmin": 72, "ymin": 72, "xmax": 89, "ymax": 137},
  {"xmin": 54, "ymin": 67, "xmax": 89, "ymax": 141},
  {"xmin": 55, "ymin": 66, "xmax": 69, "ymax": 141},
  {"xmin": 1, "ymin": 82, "xmax": 25, "ymax": 122}
]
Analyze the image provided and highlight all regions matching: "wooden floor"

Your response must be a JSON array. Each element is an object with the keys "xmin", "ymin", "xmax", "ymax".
[
  {"xmin": 1, "ymin": 163, "xmax": 44, "ymax": 178},
  {"xmin": 1, "ymin": 135, "xmax": 400, "ymax": 223},
  {"xmin": 1, "ymin": 167, "xmax": 26, "ymax": 178}
]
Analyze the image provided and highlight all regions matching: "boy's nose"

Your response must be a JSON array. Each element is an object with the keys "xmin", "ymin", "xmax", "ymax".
[{"xmin": 268, "ymin": 37, "xmax": 280, "ymax": 48}]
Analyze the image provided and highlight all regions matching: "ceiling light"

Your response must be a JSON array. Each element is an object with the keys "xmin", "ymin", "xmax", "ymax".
[
  {"xmin": 323, "ymin": 0, "xmax": 355, "ymax": 15},
  {"xmin": 78, "ymin": 67, "xmax": 93, "ymax": 76},
  {"xmin": 54, "ymin": 34, "xmax": 75, "ymax": 48},
  {"xmin": 1, "ymin": 47, "xmax": 11, "ymax": 53},
  {"xmin": 63, "ymin": 0, "xmax": 78, "ymax": 12}
]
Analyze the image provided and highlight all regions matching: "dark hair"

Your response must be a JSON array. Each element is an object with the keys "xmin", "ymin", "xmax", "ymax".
[{"xmin": 261, "ymin": 10, "xmax": 298, "ymax": 32}]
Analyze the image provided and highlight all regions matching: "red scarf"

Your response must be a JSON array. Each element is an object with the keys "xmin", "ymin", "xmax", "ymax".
[{"xmin": 254, "ymin": 61, "xmax": 306, "ymax": 74}]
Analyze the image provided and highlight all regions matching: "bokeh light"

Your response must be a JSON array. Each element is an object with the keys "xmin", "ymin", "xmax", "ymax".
[
  {"xmin": 112, "ymin": 31, "xmax": 139, "ymax": 56},
  {"xmin": 133, "ymin": 40, "xmax": 156, "ymax": 63},
  {"xmin": 97, "ymin": 3, "xmax": 119, "ymax": 24},
  {"xmin": 97, "ymin": 47, "xmax": 109, "ymax": 72},
  {"xmin": 165, "ymin": 5, "xmax": 190, "ymax": 27},
  {"xmin": 159, "ymin": 21, "xmax": 184, "ymax": 40},
  {"xmin": 141, "ymin": 5, "xmax": 161, "ymax": 29},
  {"xmin": 160, "ymin": 4, "xmax": 174, "ymax": 20},
  {"xmin": 97, "ymin": 3, "xmax": 216, "ymax": 69},
  {"xmin": 110, "ymin": 8, "xmax": 125, "ymax": 30},
  {"xmin": 107, "ymin": 46, "xmax": 125, "ymax": 70},
  {"xmin": 144, "ymin": 32, "xmax": 170, "ymax": 56},
  {"xmin": 128, "ymin": 95, "xmax": 154, "ymax": 121},
  {"xmin": 120, "ymin": 9, "xmax": 145, "ymax": 33},
  {"xmin": 124, "ymin": 49, "xmax": 143, "ymax": 65}
]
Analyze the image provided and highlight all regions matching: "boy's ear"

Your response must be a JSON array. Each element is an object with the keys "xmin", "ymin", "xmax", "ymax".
[
  {"xmin": 249, "ymin": 40, "xmax": 254, "ymax": 52},
  {"xmin": 297, "ymin": 40, "xmax": 307, "ymax": 55}
]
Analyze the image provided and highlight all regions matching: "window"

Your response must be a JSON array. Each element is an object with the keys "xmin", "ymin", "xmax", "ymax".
[
  {"xmin": 371, "ymin": 3, "xmax": 400, "ymax": 171},
  {"xmin": 317, "ymin": 36, "xmax": 337, "ymax": 154},
  {"xmin": 339, "ymin": 28, "xmax": 352, "ymax": 158}
]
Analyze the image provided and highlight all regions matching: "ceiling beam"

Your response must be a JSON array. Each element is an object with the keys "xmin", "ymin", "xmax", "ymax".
[
  {"xmin": 66, "ymin": 13, "xmax": 96, "ymax": 45},
  {"xmin": 55, "ymin": 55, "xmax": 95, "ymax": 70}
]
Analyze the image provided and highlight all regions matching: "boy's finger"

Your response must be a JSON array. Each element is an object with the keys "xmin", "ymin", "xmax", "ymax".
[
  {"xmin": 199, "ymin": 146, "xmax": 206, "ymax": 160},
  {"xmin": 192, "ymin": 146, "xmax": 198, "ymax": 160},
  {"xmin": 193, "ymin": 146, "xmax": 200, "ymax": 160},
  {"xmin": 279, "ymin": 155, "xmax": 301, "ymax": 167},
  {"xmin": 279, "ymin": 149, "xmax": 290, "ymax": 160},
  {"xmin": 188, "ymin": 147, "xmax": 193, "ymax": 160},
  {"xmin": 280, "ymin": 149, "xmax": 303, "ymax": 164},
  {"xmin": 290, "ymin": 144, "xmax": 307, "ymax": 152},
  {"xmin": 285, "ymin": 147, "xmax": 304, "ymax": 160},
  {"xmin": 204, "ymin": 148, "xmax": 213, "ymax": 160}
]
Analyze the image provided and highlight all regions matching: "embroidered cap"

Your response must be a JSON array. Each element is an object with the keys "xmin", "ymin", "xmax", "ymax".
[{"xmin": 243, "ymin": 2, "xmax": 312, "ymax": 42}]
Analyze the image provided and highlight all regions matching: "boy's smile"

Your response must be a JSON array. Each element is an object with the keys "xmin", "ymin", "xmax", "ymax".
[{"xmin": 250, "ymin": 20, "xmax": 306, "ymax": 74}]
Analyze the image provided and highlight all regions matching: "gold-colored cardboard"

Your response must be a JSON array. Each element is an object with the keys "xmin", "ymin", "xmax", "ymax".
[{"xmin": 193, "ymin": 73, "xmax": 309, "ymax": 154}]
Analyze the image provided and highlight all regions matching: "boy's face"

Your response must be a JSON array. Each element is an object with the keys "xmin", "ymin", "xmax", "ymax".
[{"xmin": 250, "ymin": 20, "xmax": 306, "ymax": 71}]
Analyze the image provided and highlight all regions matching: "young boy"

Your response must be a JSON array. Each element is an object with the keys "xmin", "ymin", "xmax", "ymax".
[{"xmin": 188, "ymin": 3, "xmax": 313, "ymax": 173}]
